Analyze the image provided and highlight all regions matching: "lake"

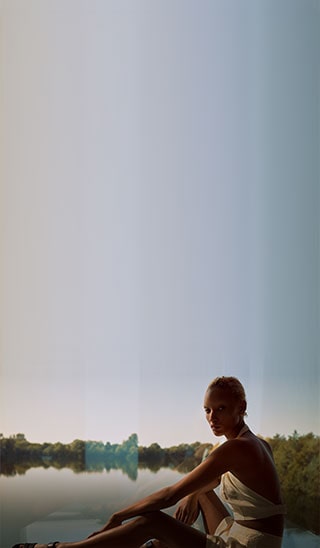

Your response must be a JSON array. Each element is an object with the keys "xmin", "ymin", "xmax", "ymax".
[{"xmin": 1, "ymin": 467, "xmax": 319, "ymax": 548}]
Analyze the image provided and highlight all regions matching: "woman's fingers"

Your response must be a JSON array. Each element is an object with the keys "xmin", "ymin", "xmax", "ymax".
[{"xmin": 174, "ymin": 508, "xmax": 192, "ymax": 524}]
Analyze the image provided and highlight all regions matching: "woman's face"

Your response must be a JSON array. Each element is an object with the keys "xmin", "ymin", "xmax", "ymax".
[{"xmin": 203, "ymin": 387, "xmax": 246, "ymax": 439}]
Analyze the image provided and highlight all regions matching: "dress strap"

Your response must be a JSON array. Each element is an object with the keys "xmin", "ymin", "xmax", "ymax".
[{"xmin": 236, "ymin": 424, "xmax": 250, "ymax": 438}]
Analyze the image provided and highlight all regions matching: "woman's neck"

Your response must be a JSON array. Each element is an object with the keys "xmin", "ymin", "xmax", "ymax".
[{"xmin": 236, "ymin": 423, "xmax": 249, "ymax": 438}]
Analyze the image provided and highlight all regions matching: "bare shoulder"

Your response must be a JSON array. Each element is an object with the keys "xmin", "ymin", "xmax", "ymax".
[
  {"xmin": 203, "ymin": 433, "xmax": 281, "ymax": 502},
  {"xmin": 208, "ymin": 437, "xmax": 251, "ymax": 465},
  {"xmin": 241, "ymin": 432, "xmax": 274, "ymax": 458},
  {"xmin": 258, "ymin": 436, "xmax": 272, "ymax": 450},
  {"xmin": 212, "ymin": 433, "xmax": 273, "ymax": 465},
  {"xmin": 257, "ymin": 436, "xmax": 275, "ymax": 459}
]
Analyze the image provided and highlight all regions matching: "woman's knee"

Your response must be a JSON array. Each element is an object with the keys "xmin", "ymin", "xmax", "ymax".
[
  {"xmin": 137, "ymin": 511, "xmax": 166, "ymax": 525},
  {"xmin": 137, "ymin": 510, "xmax": 180, "ymax": 543},
  {"xmin": 133, "ymin": 511, "xmax": 165, "ymax": 535}
]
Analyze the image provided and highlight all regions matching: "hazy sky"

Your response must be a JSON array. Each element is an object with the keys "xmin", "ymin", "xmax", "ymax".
[{"xmin": 1, "ymin": 0, "xmax": 319, "ymax": 447}]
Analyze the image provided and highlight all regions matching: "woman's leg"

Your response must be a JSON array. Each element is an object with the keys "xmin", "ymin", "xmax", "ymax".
[
  {"xmin": 198, "ymin": 491, "xmax": 231, "ymax": 534},
  {"xmin": 20, "ymin": 511, "xmax": 207, "ymax": 548}
]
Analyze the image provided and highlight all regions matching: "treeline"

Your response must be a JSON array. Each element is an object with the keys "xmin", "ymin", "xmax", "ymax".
[
  {"xmin": 0, "ymin": 433, "xmax": 139, "ymax": 479},
  {"xmin": 267, "ymin": 431, "xmax": 319, "ymax": 534},
  {"xmin": 0, "ymin": 433, "xmax": 209, "ymax": 480},
  {"xmin": 1, "ymin": 431, "xmax": 319, "ymax": 534}
]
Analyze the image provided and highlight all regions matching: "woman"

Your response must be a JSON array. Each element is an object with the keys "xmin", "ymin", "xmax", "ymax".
[{"xmin": 13, "ymin": 376, "xmax": 285, "ymax": 548}]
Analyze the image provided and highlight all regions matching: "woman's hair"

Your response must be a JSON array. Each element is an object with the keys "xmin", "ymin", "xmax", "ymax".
[{"xmin": 207, "ymin": 376, "xmax": 247, "ymax": 406}]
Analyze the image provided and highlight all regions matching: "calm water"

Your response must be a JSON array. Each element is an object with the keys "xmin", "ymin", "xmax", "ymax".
[{"xmin": 1, "ymin": 467, "xmax": 318, "ymax": 548}]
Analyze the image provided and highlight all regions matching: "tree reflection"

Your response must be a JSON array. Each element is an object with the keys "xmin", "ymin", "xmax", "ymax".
[{"xmin": 1, "ymin": 432, "xmax": 319, "ymax": 534}]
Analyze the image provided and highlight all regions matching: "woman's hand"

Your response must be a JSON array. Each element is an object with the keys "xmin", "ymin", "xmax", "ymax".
[
  {"xmin": 174, "ymin": 494, "xmax": 200, "ymax": 525},
  {"xmin": 87, "ymin": 513, "xmax": 122, "ymax": 538}
]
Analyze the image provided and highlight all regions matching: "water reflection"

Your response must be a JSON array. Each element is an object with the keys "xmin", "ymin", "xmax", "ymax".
[
  {"xmin": 0, "ymin": 435, "xmax": 207, "ymax": 481},
  {"xmin": 0, "ymin": 449, "xmax": 200, "ymax": 480},
  {"xmin": 1, "ymin": 457, "xmax": 140, "ymax": 481},
  {"xmin": 0, "ymin": 466, "xmax": 182, "ymax": 548},
  {"xmin": 1, "ymin": 467, "xmax": 319, "ymax": 548}
]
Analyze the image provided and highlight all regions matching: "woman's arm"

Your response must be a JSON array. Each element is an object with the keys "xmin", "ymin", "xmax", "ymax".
[
  {"xmin": 173, "ymin": 476, "xmax": 221, "ymax": 524},
  {"xmin": 87, "ymin": 441, "xmax": 237, "ymax": 537},
  {"xmin": 112, "ymin": 440, "xmax": 237, "ymax": 523}
]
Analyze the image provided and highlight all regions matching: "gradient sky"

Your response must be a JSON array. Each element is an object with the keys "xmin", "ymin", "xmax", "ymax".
[{"xmin": 1, "ymin": 0, "xmax": 319, "ymax": 448}]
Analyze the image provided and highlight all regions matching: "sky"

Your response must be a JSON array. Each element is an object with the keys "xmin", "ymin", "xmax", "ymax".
[{"xmin": 0, "ymin": 0, "xmax": 319, "ymax": 448}]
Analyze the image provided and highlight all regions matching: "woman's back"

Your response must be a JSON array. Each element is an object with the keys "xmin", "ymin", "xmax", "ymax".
[{"xmin": 228, "ymin": 431, "xmax": 283, "ymax": 505}]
